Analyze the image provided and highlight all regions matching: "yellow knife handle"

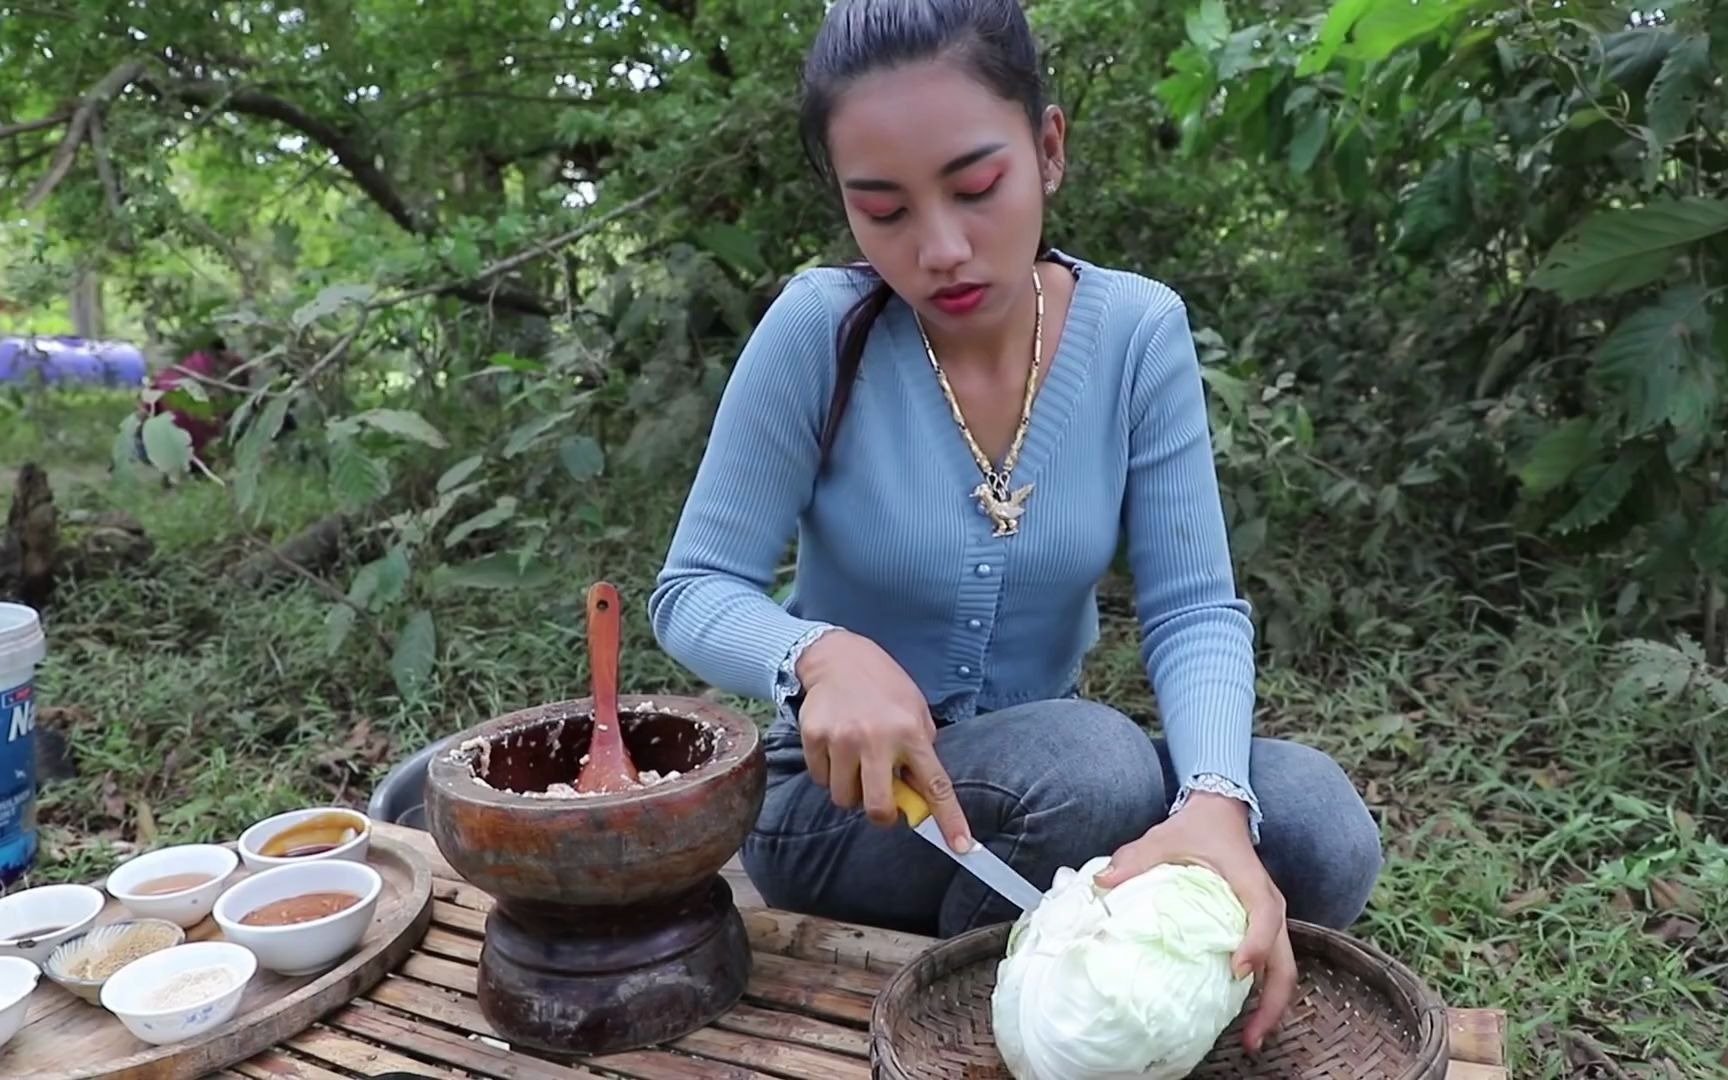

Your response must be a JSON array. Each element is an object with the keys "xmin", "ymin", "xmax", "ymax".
[{"xmin": 892, "ymin": 776, "xmax": 931, "ymax": 826}]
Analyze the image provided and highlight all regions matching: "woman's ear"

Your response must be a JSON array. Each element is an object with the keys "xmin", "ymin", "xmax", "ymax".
[{"xmin": 1039, "ymin": 105, "xmax": 1068, "ymax": 193}]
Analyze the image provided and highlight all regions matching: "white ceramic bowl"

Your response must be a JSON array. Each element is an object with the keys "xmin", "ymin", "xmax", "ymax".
[
  {"xmin": 237, "ymin": 807, "xmax": 370, "ymax": 872},
  {"xmin": 99, "ymin": 940, "xmax": 255, "ymax": 1046},
  {"xmin": 0, "ymin": 883, "xmax": 106, "ymax": 965},
  {"xmin": 0, "ymin": 955, "xmax": 40, "ymax": 1050},
  {"xmin": 105, "ymin": 844, "xmax": 239, "ymax": 928},
  {"xmin": 44, "ymin": 918, "xmax": 187, "ymax": 1004},
  {"xmin": 212, "ymin": 860, "xmax": 382, "ymax": 976}
]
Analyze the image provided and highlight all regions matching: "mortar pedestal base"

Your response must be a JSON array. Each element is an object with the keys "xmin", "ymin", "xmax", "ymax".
[{"xmin": 476, "ymin": 875, "xmax": 751, "ymax": 1056}]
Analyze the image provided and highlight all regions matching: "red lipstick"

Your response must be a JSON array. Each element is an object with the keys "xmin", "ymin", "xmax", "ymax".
[{"xmin": 931, "ymin": 282, "xmax": 987, "ymax": 316}]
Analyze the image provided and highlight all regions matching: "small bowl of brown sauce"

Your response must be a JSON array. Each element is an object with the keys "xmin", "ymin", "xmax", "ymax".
[
  {"xmin": 212, "ymin": 859, "xmax": 382, "ymax": 976},
  {"xmin": 105, "ymin": 844, "xmax": 239, "ymax": 928},
  {"xmin": 238, "ymin": 807, "xmax": 370, "ymax": 873}
]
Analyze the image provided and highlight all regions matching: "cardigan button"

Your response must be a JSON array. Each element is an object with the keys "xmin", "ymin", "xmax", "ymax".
[
  {"xmin": 958, "ymin": 665, "xmax": 972, "ymax": 676},
  {"xmin": 968, "ymin": 618, "xmax": 982, "ymax": 630}
]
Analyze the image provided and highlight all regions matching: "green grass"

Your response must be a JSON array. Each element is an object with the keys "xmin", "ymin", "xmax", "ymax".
[
  {"xmin": 9, "ymin": 395, "xmax": 1727, "ymax": 1078},
  {"xmin": 0, "ymin": 386, "xmax": 135, "ymax": 498}
]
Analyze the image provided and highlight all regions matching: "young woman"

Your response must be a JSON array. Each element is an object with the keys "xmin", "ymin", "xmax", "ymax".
[{"xmin": 649, "ymin": 0, "xmax": 1383, "ymax": 1052}]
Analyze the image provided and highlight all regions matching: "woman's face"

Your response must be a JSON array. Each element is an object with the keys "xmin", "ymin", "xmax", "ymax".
[{"xmin": 824, "ymin": 59, "xmax": 1065, "ymax": 337}]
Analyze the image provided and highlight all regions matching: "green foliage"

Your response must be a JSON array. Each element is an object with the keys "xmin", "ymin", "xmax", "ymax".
[
  {"xmin": 1159, "ymin": 0, "xmax": 1728, "ymax": 662},
  {"xmin": 6, "ymin": 3, "xmax": 1728, "ymax": 1072}
]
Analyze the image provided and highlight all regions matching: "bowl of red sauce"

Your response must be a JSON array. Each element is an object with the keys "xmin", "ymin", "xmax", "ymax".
[
  {"xmin": 237, "ymin": 807, "xmax": 370, "ymax": 873},
  {"xmin": 212, "ymin": 859, "xmax": 382, "ymax": 975}
]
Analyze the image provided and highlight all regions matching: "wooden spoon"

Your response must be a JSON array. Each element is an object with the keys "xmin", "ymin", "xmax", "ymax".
[{"xmin": 574, "ymin": 581, "xmax": 642, "ymax": 794}]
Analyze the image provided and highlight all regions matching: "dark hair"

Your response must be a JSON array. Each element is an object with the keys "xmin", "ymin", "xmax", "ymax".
[{"xmin": 797, "ymin": 0, "xmax": 1051, "ymax": 464}]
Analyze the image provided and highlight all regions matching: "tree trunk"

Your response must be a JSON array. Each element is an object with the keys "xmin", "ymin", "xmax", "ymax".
[
  {"xmin": 0, "ymin": 464, "xmax": 58, "ymax": 610},
  {"xmin": 70, "ymin": 270, "xmax": 104, "ymax": 339}
]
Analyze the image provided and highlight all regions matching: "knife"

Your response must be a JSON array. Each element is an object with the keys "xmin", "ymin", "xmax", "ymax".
[{"xmin": 891, "ymin": 777, "xmax": 1045, "ymax": 913}]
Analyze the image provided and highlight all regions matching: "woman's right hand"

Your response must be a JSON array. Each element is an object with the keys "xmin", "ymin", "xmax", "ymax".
[{"xmin": 795, "ymin": 629, "xmax": 974, "ymax": 852}]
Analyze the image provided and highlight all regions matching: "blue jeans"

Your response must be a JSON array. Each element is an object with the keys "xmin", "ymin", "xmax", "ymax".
[{"xmin": 740, "ymin": 698, "xmax": 1383, "ymax": 938}]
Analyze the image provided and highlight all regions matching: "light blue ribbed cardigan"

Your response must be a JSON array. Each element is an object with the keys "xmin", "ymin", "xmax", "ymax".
[{"xmin": 648, "ymin": 250, "xmax": 1261, "ymax": 829}]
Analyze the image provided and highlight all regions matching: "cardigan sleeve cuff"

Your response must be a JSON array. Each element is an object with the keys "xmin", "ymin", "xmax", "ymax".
[
  {"xmin": 772, "ymin": 622, "xmax": 841, "ymax": 728},
  {"xmin": 1171, "ymin": 772, "xmax": 1263, "ymax": 845}
]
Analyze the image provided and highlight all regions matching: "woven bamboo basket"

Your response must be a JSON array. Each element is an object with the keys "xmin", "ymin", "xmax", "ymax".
[{"xmin": 870, "ymin": 919, "xmax": 1449, "ymax": 1079}]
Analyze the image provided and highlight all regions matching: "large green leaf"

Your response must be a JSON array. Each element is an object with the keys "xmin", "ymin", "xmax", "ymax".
[
  {"xmin": 111, "ymin": 414, "xmax": 142, "ymax": 475},
  {"xmin": 443, "ymin": 496, "xmax": 518, "ymax": 548},
  {"xmin": 291, "ymin": 283, "xmax": 375, "ymax": 330},
  {"xmin": 355, "ymin": 409, "xmax": 449, "ymax": 448},
  {"xmin": 1345, "ymin": 0, "xmax": 1486, "ymax": 62},
  {"xmin": 141, "ymin": 414, "xmax": 194, "ymax": 477},
  {"xmin": 1185, "ymin": 0, "xmax": 1230, "ymax": 51},
  {"xmin": 559, "ymin": 435, "xmax": 606, "ymax": 481},
  {"xmin": 436, "ymin": 553, "xmax": 559, "ymax": 590},
  {"xmin": 1517, "ymin": 418, "xmax": 1600, "ymax": 495},
  {"xmin": 390, "ymin": 610, "xmax": 437, "ymax": 699},
  {"xmin": 1553, "ymin": 454, "xmax": 1640, "ymax": 534},
  {"xmin": 1395, "ymin": 155, "xmax": 1473, "ymax": 255},
  {"xmin": 503, "ymin": 410, "xmax": 574, "ymax": 459},
  {"xmin": 1645, "ymin": 34, "xmax": 1711, "ymax": 147},
  {"xmin": 1296, "ymin": 0, "xmax": 1375, "ymax": 75},
  {"xmin": 1288, "ymin": 106, "xmax": 1331, "ymax": 175},
  {"xmin": 1603, "ymin": 28, "xmax": 1677, "ymax": 90},
  {"xmin": 696, "ymin": 223, "xmax": 767, "ymax": 277},
  {"xmin": 1592, "ymin": 285, "xmax": 1722, "ymax": 440},
  {"xmin": 1155, "ymin": 43, "xmax": 1216, "ymax": 121},
  {"xmin": 235, "ymin": 396, "xmax": 292, "ymax": 471},
  {"xmin": 323, "ymin": 603, "xmax": 357, "ymax": 657},
  {"xmin": 329, "ymin": 440, "xmax": 391, "ymax": 508},
  {"xmin": 1530, "ymin": 198, "xmax": 1728, "ymax": 301},
  {"xmin": 350, "ymin": 547, "xmax": 411, "ymax": 609},
  {"xmin": 437, "ymin": 454, "xmax": 486, "ymax": 493}
]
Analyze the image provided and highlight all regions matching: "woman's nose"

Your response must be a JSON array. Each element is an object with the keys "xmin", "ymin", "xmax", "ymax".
[{"xmin": 918, "ymin": 214, "xmax": 972, "ymax": 274}]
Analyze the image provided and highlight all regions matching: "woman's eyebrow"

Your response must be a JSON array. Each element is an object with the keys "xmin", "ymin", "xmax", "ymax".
[{"xmin": 842, "ymin": 142, "xmax": 1007, "ymax": 191}]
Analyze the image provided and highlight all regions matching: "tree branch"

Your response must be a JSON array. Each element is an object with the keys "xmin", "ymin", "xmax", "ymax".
[
  {"xmin": 157, "ymin": 78, "xmax": 554, "ymax": 317},
  {"xmin": 160, "ymin": 79, "xmax": 423, "ymax": 234},
  {"xmin": 369, "ymin": 181, "xmax": 673, "ymax": 311},
  {"xmin": 0, "ymin": 112, "xmax": 69, "ymax": 140},
  {"xmin": 22, "ymin": 59, "xmax": 147, "ymax": 212},
  {"xmin": 86, "ymin": 110, "xmax": 132, "ymax": 251}
]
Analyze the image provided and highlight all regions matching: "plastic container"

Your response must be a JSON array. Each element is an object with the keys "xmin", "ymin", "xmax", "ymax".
[{"xmin": 0, "ymin": 603, "xmax": 46, "ymax": 890}]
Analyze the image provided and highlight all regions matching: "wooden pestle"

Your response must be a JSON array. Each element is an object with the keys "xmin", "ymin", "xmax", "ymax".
[{"xmin": 574, "ymin": 581, "xmax": 643, "ymax": 793}]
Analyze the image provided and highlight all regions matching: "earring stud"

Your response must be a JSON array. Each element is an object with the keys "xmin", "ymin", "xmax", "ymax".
[{"xmin": 1044, "ymin": 180, "xmax": 1057, "ymax": 194}]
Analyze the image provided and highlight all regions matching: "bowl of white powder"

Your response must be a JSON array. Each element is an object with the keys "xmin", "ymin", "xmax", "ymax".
[{"xmin": 99, "ymin": 940, "xmax": 256, "ymax": 1045}]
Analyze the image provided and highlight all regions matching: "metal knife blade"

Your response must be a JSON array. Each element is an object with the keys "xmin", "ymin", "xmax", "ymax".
[{"xmin": 892, "ymin": 778, "xmax": 1044, "ymax": 913}]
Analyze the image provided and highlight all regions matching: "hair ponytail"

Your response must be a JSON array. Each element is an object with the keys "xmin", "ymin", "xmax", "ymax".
[{"xmin": 818, "ymin": 270, "xmax": 893, "ymax": 467}]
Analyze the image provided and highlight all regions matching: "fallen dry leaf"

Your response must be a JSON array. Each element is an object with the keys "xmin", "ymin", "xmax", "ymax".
[
  {"xmin": 133, "ymin": 798, "xmax": 158, "ymax": 846},
  {"xmin": 100, "ymin": 774, "xmax": 125, "ymax": 821},
  {"xmin": 1610, "ymin": 889, "xmax": 1636, "ymax": 915},
  {"xmin": 1500, "ymin": 888, "xmax": 1551, "ymax": 917},
  {"xmin": 1673, "ymin": 808, "xmax": 1697, "ymax": 843},
  {"xmin": 1648, "ymin": 916, "xmax": 1701, "ymax": 945},
  {"xmin": 1531, "ymin": 764, "xmax": 1571, "ymax": 791},
  {"xmin": 1649, "ymin": 878, "xmax": 1704, "ymax": 916}
]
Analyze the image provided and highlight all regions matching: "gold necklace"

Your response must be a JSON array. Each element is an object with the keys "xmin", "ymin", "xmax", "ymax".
[{"xmin": 915, "ymin": 267, "xmax": 1043, "ymax": 538}]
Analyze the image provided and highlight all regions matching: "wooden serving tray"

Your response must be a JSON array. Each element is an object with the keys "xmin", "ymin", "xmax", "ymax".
[{"xmin": 0, "ymin": 832, "xmax": 434, "ymax": 1079}]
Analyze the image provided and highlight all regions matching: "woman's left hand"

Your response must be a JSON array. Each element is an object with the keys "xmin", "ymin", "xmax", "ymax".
[{"xmin": 1092, "ymin": 792, "xmax": 1296, "ymax": 1055}]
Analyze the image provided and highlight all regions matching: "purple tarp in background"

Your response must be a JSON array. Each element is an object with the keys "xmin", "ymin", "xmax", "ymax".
[{"xmin": 0, "ymin": 336, "xmax": 148, "ymax": 387}]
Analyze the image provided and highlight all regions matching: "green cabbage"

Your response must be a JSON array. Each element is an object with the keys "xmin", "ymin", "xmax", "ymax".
[{"xmin": 991, "ymin": 856, "xmax": 1254, "ymax": 1080}]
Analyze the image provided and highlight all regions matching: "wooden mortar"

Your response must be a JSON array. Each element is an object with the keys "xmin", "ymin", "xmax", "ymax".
[{"xmin": 423, "ymin": 694, "xmax": 765, "ymax": 1056}]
